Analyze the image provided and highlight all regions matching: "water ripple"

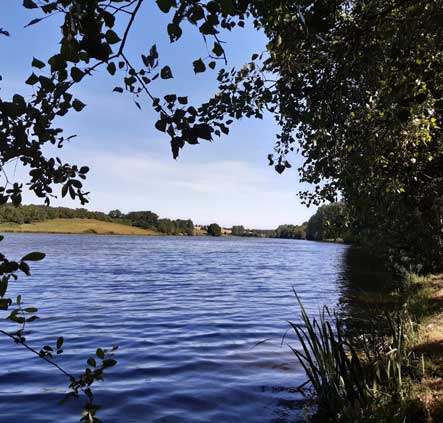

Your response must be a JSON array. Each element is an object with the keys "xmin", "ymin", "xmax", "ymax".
[{"xmin": 0, "ymin": 234, "xmax": 348, "ymax": 422}]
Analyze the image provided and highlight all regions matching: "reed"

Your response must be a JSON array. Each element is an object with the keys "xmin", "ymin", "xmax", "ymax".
[{"xmin": 290, "ymin": 293, "xmax": 422, "ymax": 422}]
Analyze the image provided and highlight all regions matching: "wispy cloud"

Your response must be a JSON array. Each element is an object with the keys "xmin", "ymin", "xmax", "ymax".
[{"xmin": 19, "ymin": 151, "xmax": 314, "ymax": 228}]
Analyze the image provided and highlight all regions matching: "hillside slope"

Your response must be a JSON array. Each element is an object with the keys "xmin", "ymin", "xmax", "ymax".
[{"xmin": 0, "ymin": 218, "xmax": 161, "ymax": 236}]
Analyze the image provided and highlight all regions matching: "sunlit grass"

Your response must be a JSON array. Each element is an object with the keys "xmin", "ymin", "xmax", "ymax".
[{"xmin": 0, "ymin": 218, "xmax": 160, "ymax": 236}]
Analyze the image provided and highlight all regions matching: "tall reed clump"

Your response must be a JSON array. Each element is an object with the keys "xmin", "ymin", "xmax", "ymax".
[{"xmin": 290, "ymin": 294, "xmax": 423, "ymax": 423}]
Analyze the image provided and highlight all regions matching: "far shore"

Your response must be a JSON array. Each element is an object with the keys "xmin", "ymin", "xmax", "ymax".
[{"xmin": 0, "ymin": 218, "xmax": 162, "ymax": 237}]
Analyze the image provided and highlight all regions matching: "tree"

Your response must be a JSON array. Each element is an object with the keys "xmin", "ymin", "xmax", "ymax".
[
  {"xmin": 306, "ymin": 203, "xmax": 349, "ymax": 242},
  {"xmin": 109, "ymin": 209, "xmax": 123, "ymax": 219},
  {"xmin": 207, "ymin": 223, "xmax": 222, "ymax": 237},
  {"xmin": 232, "ymin": 225, "xmax": 245, "ymax": 236},
  {"xmin": 126, "ymin": 211, "xmax": 159, "ymax": 229},
  {"xmin": 274, "ymin": 224, "xmax": 307, "ymax": 240}
]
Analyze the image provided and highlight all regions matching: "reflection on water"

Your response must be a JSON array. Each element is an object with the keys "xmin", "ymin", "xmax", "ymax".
[
  {"xmin": 0, "ymin": 235, "xmax": 394, "ymax": 422},
  {"xmin": 337, "ymin": 247, "xmax": 402, "ymax": 335}
]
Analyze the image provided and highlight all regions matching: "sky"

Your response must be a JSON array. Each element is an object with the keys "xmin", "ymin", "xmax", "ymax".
[{"xmin": 0, "ymin": 2, "xmax": 317, "ymax": 228}]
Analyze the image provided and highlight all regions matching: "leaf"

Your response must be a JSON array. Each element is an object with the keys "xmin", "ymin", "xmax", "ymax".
[
  {"xmin": 21, "ymin": 252, "xmax": 46, "ymax": 261},
  {"xmin": 178, "ymin": 96, "xmax": 188, "ymax": 105},
  {"xmin": 105, "ymin": 30, "xmax": 120, "ymax": 45},
  {"xmin": 23, "ymin": 0, "xmax": 38, "ymax": 8},
  {"xmin": 0, "ymin": 277, "xmax": 8, "ymax": 298},
  {"xmin": 96, "ymin": 348, "xmax": 105, "ymax": 359},
  {"xmin": 71, "ymin": 67, "xmax": 84, "ymax": 82},
  {"xmin": 193, "ymin": 58, "xmax": 206, "ymax": 74},
  {"xmin": 212, "ymin": 42, "xmax": 224, "ymax": 57},
  {"xmin": 155, "ymin": 117, "xmax": 167, "ymax": 132},
  {"xmin": 19, "ymin": 261, "xmax": 31, "ymax": 276},
  {"xmin": 25, "ymin": 18, "xmax": 42, "ymax": 27},
  {"xmin": 62, "ymin": 183, "xmax": 68, "ymax": 198},
  {"xmin": 275, "ymin": 163, "xmax": 285, "ymax": 174},
  {"xmin": 87, "ymin": 357, "xmax": 97, "ymax": 367},
  {"xmin": 57, "ymin": 337, "xmax": 64, "ymax": 349},
  {"xmin": 103, "ymin": 359, "xmax": 117, "ymax": 367},
  {"xmin": 24, "ymin": 307, "xmax": 38, "ymax": 313},
  {"xmin": 194, "ymin": 123, "xmax": 212, "ymax": 141},
  {"xmin": 32, "ymin": 57, "xmax": 45, "ymax": 69},
  {"xmin": 164, "ymin": 94, "xmax": 176, "ymax": 103},
  {"xmin": 0, "ymin": 299, "xmax": 11, "ymax": 310},
  {"xmin": 72, "ymin": 99, "xmax": 86, "ymax": 112},
  {"xmin": 160, "ymin": 66, "xmax": 173, "ymax": 79},
  {"xmin": 25, "ymin": 73, "xmax": 39, "ymax": 85},
  {"xmin": 107, "ymin": 62, "xmax": 116, "ymax": 75},
  {"xmin": 156, "ymin": 0, "xmax": 176, "ymax": 13},
  {"xmin": 79, "ymin": 166, "xmax": 90, "ymax": 174},
  {"xmin": 167, "ymin": 23, "xmax": 182, "ymax": 42},
  {"xmin": 113, "ymin": 86, "xmax": 124, "ymax": 93}
]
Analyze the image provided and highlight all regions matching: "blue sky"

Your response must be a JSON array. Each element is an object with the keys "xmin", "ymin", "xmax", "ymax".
[{"xmin": 1, "ymin": 2, "xmax": 317, "ymax": 228}]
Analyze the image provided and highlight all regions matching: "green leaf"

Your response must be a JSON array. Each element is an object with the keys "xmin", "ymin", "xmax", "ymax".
[
  {"xmin": 25, "ymin": 18, "xmax": 42, "ymax": 28},
  {"xmin": 21, "ymin": 252, "xmax": 46, "ymax": 261},
  {"xmin": 0, "ymin": 277, "xmax": 8, "ymax": 298},
  {"xmin": 71, "ymin": 67, "xmax": 85, "ymax": 82},
  {"xmin": 212, "ymin": 42, "xmax": 224, "ymax": 57},
  {"xmin": 156, "ymin": 0, "xmax": 176, "ymax": 13},
  {"xmin": 167, "ymin": 23, "xmax": 182, "ymax": 42},
  {"xmin": 57, "ymin": 337, "xmax": 64, "ymax": 349},
  {"xmin": 96, "ymin": 348, "xmax": 105, "ymax": 359},
  {"xmin": 164, "ymin": 94, "xmax": 176, "ymax": 103},
  {"xmin": 62, "ymin": 183, "xmax": 68, "ymax": 198},
  {"xmin": 72, "ymin": 99, "xmax": 86, "ymax": 112},
  {"xmin": 103, "ymin": 359, "xmax": 117, "ymax": 367},
  {"xmin": 160, "ymin": 66, "xmax": 173, "ymax": 79},
  {"xmin": 107, "ymin": 62, "xmax": 116, "ymax": 75},
  {"xmin": 87, "ymin": 357, "xmax": 97, "ymax": 367},
  {"xmin": 23, "ymin": 0, "xmax": 38, "ymax": 9},
  {"xmin": 19, "ymin": 261, "xmax": 31, "ymax": 276},
  {"xmin": 193, "ymin": 58, "xmax": 206, "ymax": 74},
  {"xmin": 25, "ymin": 73, "xmax": 39, "ymax": 85},
  {"xmin": 0, "ymin": 299, "xmax": 11, "ymax": 310},
  {"xmin": 155, "ymin": 118, "xmax": 167, "ymax": 132},
  {"xmin": 24, "ymin": 307, "xmax": 38, "ymax": 313},
  {"xmin": 32, "ymin": 57, "xmax": 45, "ymax": 69},
  {"xmin": 105, "ymin": 30, "xmax": 120, "ymax": 45},
  {"xmin": 194, "ymin": 123, "xmax": 212, "ymax": 140}
]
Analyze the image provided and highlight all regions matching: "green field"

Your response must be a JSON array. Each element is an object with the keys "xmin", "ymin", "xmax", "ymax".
[{"xmin": 0, "ymin": 218, "xmax": 161, "ymax": 236}]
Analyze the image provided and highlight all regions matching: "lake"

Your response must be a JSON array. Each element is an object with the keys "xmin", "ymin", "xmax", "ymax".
[{"xmin": 0, "ymin": 234, "xmax": 379, "ymax": 422}]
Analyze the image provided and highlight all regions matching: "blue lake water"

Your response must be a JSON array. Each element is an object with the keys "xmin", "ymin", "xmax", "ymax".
[{"xmin": 0, "ymin": 234, "xmax": 355, "ymax": 423}]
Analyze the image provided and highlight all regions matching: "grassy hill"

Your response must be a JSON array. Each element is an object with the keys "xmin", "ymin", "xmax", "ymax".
[{"xmin": 0, "ymin": 218, "xmax": 161, "ymax": 236}]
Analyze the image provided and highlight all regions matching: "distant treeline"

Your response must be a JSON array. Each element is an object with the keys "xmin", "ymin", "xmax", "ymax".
[
  {"xmin": 0, "ymin": 203, "xmax": 349, "ymax": 240},
  {"xmin": 0, "ymin": 205, "xmax": 194, "ymax": 236},
  {"xmin": 231, "ymin": 202, "xmax": 349, "ymax": 242},
  {"xmin": 0, "ymin": 204, "xmax": 111, "ymax": 224},
  {"xmin": 109, "ymin": 210, "xmax": 194, "ymax": 236}
]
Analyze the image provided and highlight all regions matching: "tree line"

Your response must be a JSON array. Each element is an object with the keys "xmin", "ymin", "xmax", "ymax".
[
  {"xmin": 0, "ymin": 203, "xmax": 349, "ymax": 241},
  {"xmin": 0, "ymin": 205, "xmax": 194, "ymax": 236}
]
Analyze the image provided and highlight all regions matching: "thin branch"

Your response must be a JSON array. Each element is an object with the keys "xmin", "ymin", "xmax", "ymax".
[
  {"xmin": 121, "ymin": 53, "xmax": 156, "ymax": 102},
  {"xmin": 118, "ymin": 0, "xmax": 144, "ymax": 56},
  {"xmin": 0, "ymin": 329, "xmax": 73, "ymax": 380}
]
